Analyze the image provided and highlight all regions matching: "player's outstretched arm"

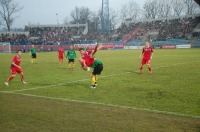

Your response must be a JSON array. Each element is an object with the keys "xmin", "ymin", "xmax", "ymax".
[
  {"xmin": 139, "ymin": 48, "xmax": 144, "ymax": 60},
  {"xmin": 92, "ymin": 41, "xmax": 99, "ymax": 55},
  {"xmin": 79, "ymin": 58, "xmax": 90, "ymax": 71},
  {"xmin": 91, "ymin": 41, "xmax": 102, "ymax": 58}
]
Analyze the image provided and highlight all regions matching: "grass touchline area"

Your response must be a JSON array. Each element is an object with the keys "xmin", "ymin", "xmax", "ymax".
[{"xmin": 1, "ymin": 59, "xmax": 199, "ymax": 93}]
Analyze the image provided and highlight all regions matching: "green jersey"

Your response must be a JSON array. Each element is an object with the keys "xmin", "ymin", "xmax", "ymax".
[
  {"xmin": 90, "ymin": 59, "xmax": 102, "ymax": 68},
  {"xmin": 30, "ymin": 48, "xmax": 37, "ymax": 54},
  {"xmin": 66, "ymin": 50, "xmax": 76, "ymax": 59}
]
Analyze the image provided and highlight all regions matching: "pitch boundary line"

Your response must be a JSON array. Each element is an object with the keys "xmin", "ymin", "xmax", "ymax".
[
  {"xmin": 1, "ymin": 60, "xmax": 200, "ymax": 93},
  {"xmin": 1, "ymin": 92, "xmax": 199, "ymax": 119}
]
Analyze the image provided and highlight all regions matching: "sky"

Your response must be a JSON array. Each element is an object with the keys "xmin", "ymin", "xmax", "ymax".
[{"xmin": 12, "ymin": 0, "xmax": 146, "ymax": 28}]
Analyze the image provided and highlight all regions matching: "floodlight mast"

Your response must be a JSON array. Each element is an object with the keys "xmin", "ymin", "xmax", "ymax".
[{"xmin": 101, "ymin": 0, "xmax": 110, "ymax": 34}]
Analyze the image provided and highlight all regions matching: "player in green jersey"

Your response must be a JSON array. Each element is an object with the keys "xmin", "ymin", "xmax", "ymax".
[
  {"xmin": 66, "ymin": 46, "xmax": 76, "ymax": 69},
  {"xmin": 30, "ymin": 44, "xmax": 37, "ymax": 64}
]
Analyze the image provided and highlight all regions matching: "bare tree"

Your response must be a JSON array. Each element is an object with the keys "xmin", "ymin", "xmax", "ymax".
[
  {"xmin": 143, "ymin": 0, "xmax": 158, "ymax": 19},
  {"xmin": 171, "ymin": 0, "xmax": 185, "ymax": 16},
  {"xmin": 70, "ymin": 6, "xmax": 80, "ymax": 24},
  {"xmin": 63, "ymin": 17, "xmax": 70, "ymax": 24},
  {"xmin": 0, "ymin": 0, "xmax": 22, "ymax": 31},
  {"xmin": 184, "ymin": 0, "xmax": 200, "ymax": 15},
  {"xmin": 110, "ymin": 8, "xmax": 118, "ymax": 31},
  {"xmin": 79, "ymin": 7, "xmax": 90, "ymax": 24},
  {"xmin": 120, "ymin": 4, "xmax": 128, "ymax": 21},
  {"xmin": 70, "ymin": 6, "xmax": 90, "ymax": 24},
  {"xmin": 88, "ymin": 11, "xmax": 100, "ymax": 33},
  {"xmin": 157, "ymin": 0, "xmax": 172, "ymax": 17},
  {"xmin": 120, "ymin": 1, "xmax": 141, "ymax": 21}
]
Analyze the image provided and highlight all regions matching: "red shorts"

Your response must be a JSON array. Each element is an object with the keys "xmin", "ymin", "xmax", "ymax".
[
  {"xmin": 11, "ymin": 67, "xmax": 23, "ymax": 74},
  {"xmin": 58, "ymin": 55, "xmax": 63, "ymax": 60},
  {"xmin": 142, "ymin": 58, "xmax": 151, "ymax": 65}
]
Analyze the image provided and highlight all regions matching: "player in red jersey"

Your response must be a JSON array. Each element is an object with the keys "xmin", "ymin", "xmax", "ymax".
[
  {"xmin": 5, "ymin": 50, "xmax": 27, "ymax": 86},
  {"xmin": 58, "ymin": 47, "xmax": 65, "ymax": 64},
  {"xmin": 79, "ymin": 42, "xmax": 103, "ymax": 89},
  {"xmin": 79, "ymin": 42, "xmax": 100, "ymax": 70},
  {"xmin": 139, "ymin": 41, "xmax": 154, "ymax": 74}
]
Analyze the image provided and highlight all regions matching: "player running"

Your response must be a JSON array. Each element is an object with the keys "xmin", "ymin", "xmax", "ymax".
[
  {"xmin": 139, "ymin": 41, "xmax": 154, "ymax": 74},
  {"xmin": 5, "ymin": 50, "xmax": 27, "ymax": 86},
  {"xmin": 30, "ymin": 44, "xmax": 37, "ymax": 64},
  {"xmin": 79, "ymin": 42, "xmax": 103, "ymax": 89},
  {"xmin": 58, "ymin": 47, "xmax": 65, "ymax": 64},
  {"xmin": 66, "ymin": 46, "xmax": 76, "ymax": 69}
]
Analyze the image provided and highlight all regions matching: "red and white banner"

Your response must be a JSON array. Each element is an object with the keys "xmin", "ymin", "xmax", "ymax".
[
  {"xmin": 114, "ymin": 44, "xmax": 124, "ymax": 48},
  {"xmin": 161, "ymin": 45, "xmax": 176, "ymax": 49}
]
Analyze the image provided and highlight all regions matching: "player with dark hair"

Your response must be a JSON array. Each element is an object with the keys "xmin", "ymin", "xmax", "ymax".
[
  {"xmin": 79, "ymin": 42, "xmax": 103, "ymax": 89},
  {"xmin": 139, "ymin": 41, "xmax": 154, "ymax": 74},
  {"xmin": 5, "ymin": 50, "xmax": 27, "ymax": 86},
  {"xmin": 30, "ymin": 44, "xmax": 37, "ymax": 64}
]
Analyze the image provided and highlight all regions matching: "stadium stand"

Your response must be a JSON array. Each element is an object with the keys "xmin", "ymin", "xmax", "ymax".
[
  {"xmin": 0, "ymin": 32, "xmax": 29, "ymax": 45},
  {"xmin": 122, "ymin": 14, "xmax": 200, "ymax": 46},
  {"xmin": 0, "ymin": 14, "xmax": 200, "ymax": 48}
]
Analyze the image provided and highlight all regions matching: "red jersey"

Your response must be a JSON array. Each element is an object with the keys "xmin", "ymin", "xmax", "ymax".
[
  {"xmin": 82, "ymin": 50, "xmax": 94, "ymax": 67},
  {"xmin": 58, "ymin": 48, "xmax": 65, "ymax": 56},
  {"xmin": 11, "ymin": 55, "xmax": 21, "ymax": 67},
  {"xmin": 142, "ymin": 46, "xmax": 153, "ymax": 59}
]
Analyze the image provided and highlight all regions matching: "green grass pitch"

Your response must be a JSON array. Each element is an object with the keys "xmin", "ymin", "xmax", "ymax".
[{"xmin": 0, "ymin": 49, "xmax": 200, "ymax": 131}]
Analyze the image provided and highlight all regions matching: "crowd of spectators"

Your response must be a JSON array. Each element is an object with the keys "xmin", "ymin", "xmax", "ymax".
[
  {"xmin": 0, "ymin": 33, "xmax": 28, "ymax": 45},
  {"xmin": 116, "ymin": 15, "xmax": 200, "ymax": 42},
  {"xmin": 0, "ymin": 15, "xmax": 200, "ymax": 45},
  {"xmin": 193, "ymin": 32, "xmax": 200, "ymax": 38},
  {"xmin": 26, "ymin": 26, "xmax": 108, "ymax": 45},
  {"xmin": 157, "ymin": 16, "xmax": 200, "ymax": 40},
  {"xmin": 27, "ymin": 26, "xmax": 86, "ymax": 45}
]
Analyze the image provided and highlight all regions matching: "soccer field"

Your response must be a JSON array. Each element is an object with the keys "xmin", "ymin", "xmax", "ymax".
[{"xmin": 0, "ymin": 49, "xmax": 200, "ymax": 131}]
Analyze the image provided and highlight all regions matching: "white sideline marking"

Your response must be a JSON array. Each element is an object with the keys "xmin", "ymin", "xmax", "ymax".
[
  {"xmin": 2, "ymin": 60, "xmax": 200, "ymax": 93},
  {"xmin": 10, "ymin": 79, "xmax": 90, "ymax": 92},
  {"xmin": 1, "ymin": 92, "xmax": 199, "ymax": 119}
]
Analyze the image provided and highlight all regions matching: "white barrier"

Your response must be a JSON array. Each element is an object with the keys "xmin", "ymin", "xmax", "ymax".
[
  {"xmin": 124, "ymin": 46, "xmax": 143, "ymax": 50},
  {"xmin": 176, "ymin": 45, "xmax": 191, "ymax": 49}
]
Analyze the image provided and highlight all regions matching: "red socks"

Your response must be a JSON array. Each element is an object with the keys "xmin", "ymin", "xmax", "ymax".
[
  {"xmin": 148, "ymin": 66, "xmax": 152, "ymax": 72},
  {"xmin": 21, "ymin": 75, "xmax": 24, "ymax": 82},
  {"xmin": 140, "ymin": 66, "xmax": 152, "ymax": 73},
  {"xmin": 140, "ymin": 66, "xmax": 143, "ymax": 72},
  {"xmin": 8, "ymin": 76, "xmax": 14, "ymax": 82}
]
